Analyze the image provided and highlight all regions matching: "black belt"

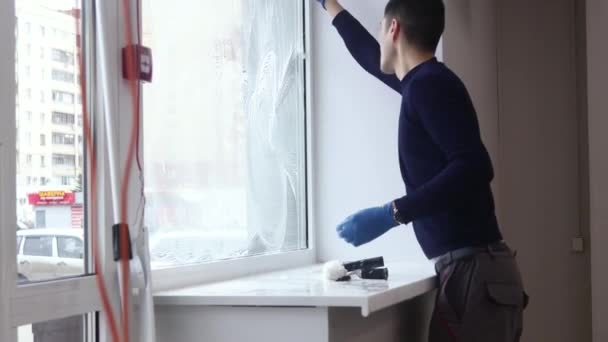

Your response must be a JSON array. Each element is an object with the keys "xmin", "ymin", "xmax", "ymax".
[{"xmin": 434, "ymin": 241, "xmax": 508, "ymax": 273}]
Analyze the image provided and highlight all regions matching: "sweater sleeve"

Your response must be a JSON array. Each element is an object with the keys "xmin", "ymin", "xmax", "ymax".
[{"xmin": 332, "ymin": 10, "xmax": 402, "ymax": 93}]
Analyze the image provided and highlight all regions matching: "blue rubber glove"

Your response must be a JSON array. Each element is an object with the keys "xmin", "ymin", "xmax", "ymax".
[
  {"xmin": 336, "ymin": 202, "xmax": 398, "ymax": 247},
  {"xmin": 316, "ymin": 0, "xmax": 326, "ymax": 9}
]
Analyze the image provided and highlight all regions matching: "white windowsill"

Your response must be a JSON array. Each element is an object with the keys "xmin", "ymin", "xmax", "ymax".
[
  {"xmin": 151, "ymin": 249, "xmax": 316, "ymax": 292},
  {"xmin": 154, "ymin": 260, "xmax": 437, "ymax": 317}
]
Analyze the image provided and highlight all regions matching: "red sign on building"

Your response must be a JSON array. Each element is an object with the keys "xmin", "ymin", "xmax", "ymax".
[{"xmin": 28, "ymin": 190, "xmax": 76, "ymax": 206}]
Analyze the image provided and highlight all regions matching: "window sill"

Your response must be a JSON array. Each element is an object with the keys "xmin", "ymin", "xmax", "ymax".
[
  {"xmin": 151, "ymin": 248, "xmax": 315, "ymax": 292},
  {"xmin": 153, "ymin": 260, "xmax": 436, "ymax": 317}
]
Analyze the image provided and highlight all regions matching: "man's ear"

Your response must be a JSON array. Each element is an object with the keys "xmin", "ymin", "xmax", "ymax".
[{"xmin": 390, "ymin": 18, "xmax": 401, "ymax": 42}]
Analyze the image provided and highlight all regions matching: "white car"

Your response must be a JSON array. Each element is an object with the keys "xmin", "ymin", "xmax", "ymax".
[{"xmin": 17, "ymin": 228, "xmax": 85, "ymax": 282}]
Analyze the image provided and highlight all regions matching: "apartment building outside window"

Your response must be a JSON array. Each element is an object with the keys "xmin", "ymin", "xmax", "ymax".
[
  {"xmin": 51, "ymin": 48, "xmax": 74, "ymax": 65},
  {"xmin": 52, "ymin": 111, "xmax": 75, "ymax": 125},
  {"xmin": 51, "ymin": 69, "xmax": 75, "ymax": 83},
  {"xmin": 52, "ymin": 90, "xmax": 74, "ymax": 104},
  {"xmin": 52, "ymin": 153, "xmax": 76, "ymax": 167},
  {"xmin": 52, "ymin": 132, "xmax": 75, "ymax": 145}
]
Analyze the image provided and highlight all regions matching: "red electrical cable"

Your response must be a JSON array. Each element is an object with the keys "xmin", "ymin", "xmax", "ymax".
[
  {"xmin": 75, "ymin": 16, "xmax": 121, "ymax": 342},
  {"xmin": 118, "ymin": 0, "xmax": 144, "ymax": 340},
  {"xmin": 77, "ymin": 0, "xmax": 143, "ymax": 340},
  {"xmin": 135, "ymin": 0, "xmax": 143, "ymax": 175}
]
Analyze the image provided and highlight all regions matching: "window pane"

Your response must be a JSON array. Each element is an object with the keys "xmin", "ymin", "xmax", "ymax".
[
  {"xmin": 52, "ymin": 90, "xmax": 75, "ymax": 104},
  {"xmin": 57, "ymin": 236, "xmax": 84, "ymax": 259},
  {"xmin": 52, "ymin": 111, "xmax": 75, "ymax": 125},
  {"xmin": 51, "ymin": 48, "xmax": 75, "ymax": 65},
  {"xmin": 51, "ymin": 69, "xmax": 75, "ymax": 83},
  {"xmin": 143, "ymin": 0, "xmax": 307, "ymax": 268},
  {"xmin": 15, "ymin": 0, "xmax": 87, "ymax": 284},
  {"xmin": 23, "ymin": 236, "xmax": 52, "ymax": 257},
  {"xmin": 19, "ymin": 315, "xmax": 86, "ymax": 342}
]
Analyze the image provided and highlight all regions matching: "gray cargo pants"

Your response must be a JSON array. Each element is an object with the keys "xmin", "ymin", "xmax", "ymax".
[{"xmin": 429, "ymin": 243, "xmax": 527, "ymax": 342}]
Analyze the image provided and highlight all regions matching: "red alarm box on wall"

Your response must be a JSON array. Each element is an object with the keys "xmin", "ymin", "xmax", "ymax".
[{"xmin": 122, "ymin": 44, "xmax": 153, "ymax": 83}]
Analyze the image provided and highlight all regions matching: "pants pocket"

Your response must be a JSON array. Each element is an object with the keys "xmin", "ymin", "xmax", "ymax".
[
  {"xmin": 471, "ymin": 282, "xmax": 524, "ymax": 342},
  {"xmin": 486, "ymin": 282, "xmax": 525, "ymax": 308}
]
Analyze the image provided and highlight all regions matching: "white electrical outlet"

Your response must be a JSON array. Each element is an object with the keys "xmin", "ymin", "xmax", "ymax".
[{"xmin": 572, "ymin": 237, "xmax": 585, "ymax": 253}]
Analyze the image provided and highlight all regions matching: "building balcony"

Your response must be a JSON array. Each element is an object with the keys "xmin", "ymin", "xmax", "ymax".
[{"xmin": 51, "ymin": 143, "xmax": 78, "ymax": 155}]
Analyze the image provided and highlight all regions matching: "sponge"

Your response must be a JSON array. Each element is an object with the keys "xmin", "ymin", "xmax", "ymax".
[{"xmin": 322, "ymin": 260, "xmax": 348, "ymax": 281}]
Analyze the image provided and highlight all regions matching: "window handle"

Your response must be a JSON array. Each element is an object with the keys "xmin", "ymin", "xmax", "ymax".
[{"xmin": 57, "ymin": 261, "xmax": 67, "ymax": 267}]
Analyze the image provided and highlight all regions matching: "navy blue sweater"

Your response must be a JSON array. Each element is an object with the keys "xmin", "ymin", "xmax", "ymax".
[{"xmin": 333, "ymin": 11, "xmax": 503, "ymax": 258}]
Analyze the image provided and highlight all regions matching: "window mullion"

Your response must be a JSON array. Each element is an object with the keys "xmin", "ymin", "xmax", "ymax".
[{"xmin": 1, "ymin": 0, "xmax": 18, "ymax": 339}]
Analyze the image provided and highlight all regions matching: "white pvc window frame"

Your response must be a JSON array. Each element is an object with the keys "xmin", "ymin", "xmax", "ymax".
[
  {"xmin": 0, "ymin": 0, "xmax": 122, "ymax": 341},
  {"xmin": 137, "ymin": 0, "xmax": 317, "ymax": 292}
]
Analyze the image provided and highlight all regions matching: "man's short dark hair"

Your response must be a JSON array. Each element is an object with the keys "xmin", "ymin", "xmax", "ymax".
[{"xmin": 384, "ymin": 0, "xmax": 445, "ymax": 53}]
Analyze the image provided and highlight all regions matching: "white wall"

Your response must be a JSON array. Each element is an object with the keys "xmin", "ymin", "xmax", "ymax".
[
  {"xmin": 586, "ymin": 1, "xmax": 608, "ymax": 341},
  {"xmin": 311, "ymin": 1, "xmax": 428, "ymax": 264},
  {"xmin": 37, "ymin": 206, "xmax": 71, "ymax": 229}
]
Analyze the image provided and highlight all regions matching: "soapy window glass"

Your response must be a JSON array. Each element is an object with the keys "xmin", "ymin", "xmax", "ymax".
[{"xmin": 142, "ymin": 0, "xmax": 307, "ymax": 269}]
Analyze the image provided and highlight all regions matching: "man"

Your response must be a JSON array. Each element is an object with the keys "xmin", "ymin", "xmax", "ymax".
[{"xmin": 316, "ymin": 0, "xmax": 527, "ymax": 341}]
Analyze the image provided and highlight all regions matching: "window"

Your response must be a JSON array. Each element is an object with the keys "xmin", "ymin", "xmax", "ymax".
[
  {"xmin": 142, "ymin": 1, "xmax": 307, "ymax": 270},
  {"xmin": 52, "ymin": 111, "xmax": 75, "ymax": 125},
  {"xmin": 52, "ymin": 90, "xmax": 74, "ymax": 104},
  {"xmin": 26, "ymin": 154, "xmax": 32, "ymax": 166},
  {"xmin": 60, "ymin": 176, "xmax": 73, "ymax": 186},
  {"xmin": 9, "ymin": 0, "xmax": 94, "ymax": 309},
  {"xmin": 10, "ymin": 9, "xmax": 92, "ymax": 328},
  {"xmin": 23, "ymin": 236, "xmax": 52, "ymax": 256},
  {"xmin": 52, "ymin": 154, "xmax": 76, "ymax": 167},
  {"xmin": 51, "ymin": 69, "xmax": 75, "ymax": 83},
  {"xmin": 57, "ymin": 237, "xmax": 84, "ymax": 259},
  {"xmin": 19, "ymin": 315, "xmax": 87, "ymax": 342},
  {"xmin": 52, "ymin": 132, "xmax": 75, "ymax": 145},
  {"xmin": 51, "ymin": 48, "xmax": 74, "ymax": 65}
]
